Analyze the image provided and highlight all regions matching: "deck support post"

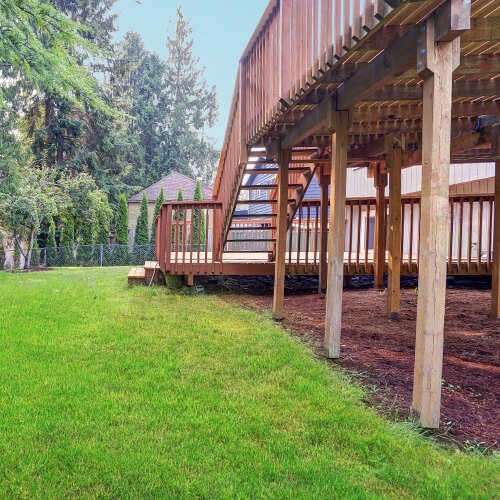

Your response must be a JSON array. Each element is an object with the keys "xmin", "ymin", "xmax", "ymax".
[
  {"xmin": 272, "ymin": 146, "xmax": 290, "ymax": 320},
  {"xmin": 492, "ymin": 127, "xmax": 500, "ymax": 319},
  {"xmin": 325, "ymin": 111, "xmax": 349, "ymax": 358},
  {"xmin": 319, "ymin": 170, "xmax": 329, "ymax": 292},
  {"xmin": 386, "ymin": 137, "xmax": 403, "ymax": 317},
  {"xmin": 412, "ymin": 17, "xmax": 460, "ymax": 428},
  {"xmin": 374, "ymin": 163, "xmax": 388, "ymax": 288}
]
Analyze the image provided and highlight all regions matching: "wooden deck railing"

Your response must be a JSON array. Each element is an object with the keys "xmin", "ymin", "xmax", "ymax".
[
  {"xmin": 155, "ymin": 194, "xmax": 495, "ymax": 276},
  {"xmin": 221, "ymin": 194, "xmax": 497, "ymax": 275},
  {"xmin": 156, "ymin": 201, "xmax": 223, "ymax": 276},
  {"xmin": 212, "ymin": 0, "xmax": 388, "ymax": 246}
]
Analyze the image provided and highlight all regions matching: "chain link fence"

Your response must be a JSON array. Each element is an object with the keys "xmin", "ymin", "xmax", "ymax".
[{"xmin": 0, "ymin": 244, "xmax": 155, "ymax": 270}]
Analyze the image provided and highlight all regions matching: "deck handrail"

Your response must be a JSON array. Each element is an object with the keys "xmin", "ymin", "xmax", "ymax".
[{"xmin": 156, "ymin": 201, "xmax": 223, "ymax": 275}]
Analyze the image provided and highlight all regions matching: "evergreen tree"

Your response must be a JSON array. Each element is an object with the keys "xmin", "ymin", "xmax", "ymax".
[
  {"xmin": 31, "ymin": 234, "xmax": 40, "ymax": 267},
  {"xmin": 172, "ymin": 187, "xmax": 184, "ymax": 245},
  {"xmin": 94, "ymin": 203, "xmax": 111, "ymax": 265},
  {"xmin": 59, "ymin": 215, "xmax": 75, "ymax": 266},
  {"xmin": 112, "ymin": 11, "xmax": 220, "ymax": 187},
  {"xmin": 112, "ymin": 32, "xmax": 170, "ymax": 187},
  {"xmin": 46, "ymin": 217, "xmax": 57, "ymax": 266},
  {"xmin": 192, "ymin": 180, "xmax": 206, "ymax": 247},
  {"xmin": 115, "ymin": 194, "xmax": 129, "ymax": 245},
  {"xmin": 20, "ymin": 0, "xmax": 131, "ymax": 207},
  {"xmin": 113, "ymin": 193, "xmax": 129, "ymax": 264},
  {"xmin": 134, "ymin": 191, "xmax": 149, "ymax": 246},
  {"xmin": 76, "ymin": 219, "xmax": 93, "ymax": 265},
  {"xmin": 163, "ymin": 8, "xmax": 219, "ymax": 184},
  {"xmin": 150, "ymin": 187, "xmax": 165, "ymax": 244},
  {"xmin": 0, "ymin": 0, "xmax": 109, "ymax": 110}
]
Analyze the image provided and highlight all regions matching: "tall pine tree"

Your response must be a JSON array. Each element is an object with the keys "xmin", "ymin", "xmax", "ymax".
[
  {"xmin": 172, "ymin": 187, "xmax": 184, "ymax": 245},
  {"xmin": 94, "ymin": 199, "xmax": 112, "ymax": 265},
  {"xmin": 192, "ymin": 180, "xmax": 206, "ymax": 246},
  {"xmin": 163, "ymin": 8, "xmax": 219, "ymax": 184},
  {"xmin": 150, "ymin": 187, "xmax": 165, "ymax": 244},
  {"xmin": 115, "ymin": 194, "xmax": 129, "ymax": 245},
  {"xmin": 114, "ymin": 194, "xmax": 129, "ymax": 264},
  {"xmin": 134, "ymin": 192, "xmax": 149, "ymax": 246}
]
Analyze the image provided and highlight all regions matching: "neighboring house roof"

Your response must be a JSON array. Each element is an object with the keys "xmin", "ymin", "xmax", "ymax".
[{"xmin": 128, "ymin": 172, "xmax": 212, "ymax": 203}]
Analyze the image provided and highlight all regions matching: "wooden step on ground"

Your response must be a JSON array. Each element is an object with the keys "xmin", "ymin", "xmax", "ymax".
[
  {"xmin": 128, "ymin": 267, "xmax": 146, "ymax": 285},
  {"xmin": 144, "ymin": 261, "xmax": 161, "ymax": 283}
]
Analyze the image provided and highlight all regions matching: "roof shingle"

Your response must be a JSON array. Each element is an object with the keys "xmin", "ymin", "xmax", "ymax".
[{"xmin": 128, "ymin": 172, "xmax": 212, "ymax": 203}]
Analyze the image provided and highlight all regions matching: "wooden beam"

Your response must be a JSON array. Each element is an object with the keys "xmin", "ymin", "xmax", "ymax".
[
  {"xmin": 281, "ymin": 95, "xmax": 336, "ymax": 149},
  {"xmin": 325, "ymin": 111, "xmax": 349, "ymax": 358},
  {"xmin": 272, "ymin": 147, "xmax": 290, "ymax": 320},
  {"xmin": 363, "ymin": 79, "xmax": 498, "ymax": 102},
  {"xmin": 386, "ymin": 136, "xmax": 403, "ymax": 317},
  {"xmin": 492, "ymin": 127, "xmax": 500, "ymax": 319},
  {"xmin": 352, "ymin": 101, "xmax": 500, "ymax": 122},
  {"xmin": 319, "ymin": 172, "xmax": 329, "ymax": 292},
  {"xmin": 412, "ymin": 18, "xmax": 460, "ymax": 429},
  {"xmin": 374, "ymin": 164, "xmax": 388, "ymax": 288},
  {"xmin": 434, "ymin": 0, "xmax": 470, "ymax": 42}
]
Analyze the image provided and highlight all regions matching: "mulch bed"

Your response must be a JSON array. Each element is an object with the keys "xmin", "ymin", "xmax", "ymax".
[{"xmin": 225, "ymin": 282, "xmax": 499, "ymax": 449}]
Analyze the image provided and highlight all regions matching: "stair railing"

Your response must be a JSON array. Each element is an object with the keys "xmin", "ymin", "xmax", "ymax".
[{"xmin": 212, "ymin": 0, "xmax": 389, "ymax": 248}]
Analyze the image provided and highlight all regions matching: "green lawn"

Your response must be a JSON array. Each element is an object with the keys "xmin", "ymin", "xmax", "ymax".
[{"xmin": 0, "ymin": 267, "xmax": 497, "ymax": 498}]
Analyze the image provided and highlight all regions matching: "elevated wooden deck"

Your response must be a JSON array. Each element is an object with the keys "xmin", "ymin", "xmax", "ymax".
[{"xmin": 148, "ymin": 0, "xmax": 499, "ymax": 429}]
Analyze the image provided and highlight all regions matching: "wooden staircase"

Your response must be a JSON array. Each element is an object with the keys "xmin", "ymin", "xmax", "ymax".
[{"xmin": 220, "ymin": 151, "xmax": 327, "ymax": 260}]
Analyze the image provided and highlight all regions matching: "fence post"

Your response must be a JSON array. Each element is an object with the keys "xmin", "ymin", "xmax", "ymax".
[{"xmin": 100, "ymin": 244, "xmax": 103, "ymax": 267}]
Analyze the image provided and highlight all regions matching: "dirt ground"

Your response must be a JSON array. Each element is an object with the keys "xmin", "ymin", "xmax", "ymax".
[{"xmin": 226, "ymin": 286, "xmax": 499, "ymax": 449}]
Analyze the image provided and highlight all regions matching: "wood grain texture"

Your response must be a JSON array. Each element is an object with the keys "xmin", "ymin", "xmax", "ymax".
[
  {"xmin": 325, "ymin": 111, "xmax": 349, "ymax": 358},
  {"xmin": 272, "ymin": 148, "xmax": 290, "ymax": 320},
  {"xmin": 387, "ymin": 138, "xmax": 403, "ymax": 318},
  {"xmin": 412, "ymin": 21, "xmax": 460, "ymax": 429},
  {"xmin": 491, "ymin": 128, "xmax": 500, "ymax": 319}
]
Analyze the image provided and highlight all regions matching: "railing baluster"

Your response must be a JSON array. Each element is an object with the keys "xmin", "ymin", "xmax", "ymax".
[
  {"xmin": 416, "ymin": 199, "xmax": 421, "ymax": 274},
  {"xmin": 356, "ymin": 200, "xmax": 362, "ymax": 273},
  {"xmin": 205, "ymin": 207, "xmax": 209, "ymax": 265},
  {"xmin": 305, "ymin": 203, "xmax": 310, "ymax": 265},
  {"xmin": 365, "ymin": 201, "xmax": 370, "ymax": 269},
  {"xmin": 487, "ymin": 197, "xmax": 493, "ymax": 271},
  {"xmin": 297, "ymin": 202, "xmax": 302, "ymax": 264},
  {"xmin": 409, "ymin": 200, "xmax": 414, "ymax": 272},
  {"xmin": 346, "ymin": 202, "xmax": 352, "ymax": 272},
  {"xmin": 478, "ymin": 197, "xmax": 483, "ymax": 270},
  {"xmin": 314, "ymin": 200, "xmax": 319, "ymax": 265},
  {"xmin": 449, "ymin": 198, "xmax": 454, "ymax": 273},
  {"xmin": 468, "ymin": 199, "xmax": 474, "ymax": 272},
  {"xmin": 458, "ymin": 198, "xmax": 464, "ymax": 271}
]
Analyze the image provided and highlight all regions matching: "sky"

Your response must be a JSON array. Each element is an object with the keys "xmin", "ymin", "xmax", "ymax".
[{"xmin": 111, "ymin": 0, "xmax": 270, "ymax": 147}]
